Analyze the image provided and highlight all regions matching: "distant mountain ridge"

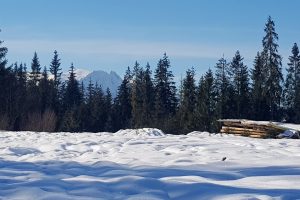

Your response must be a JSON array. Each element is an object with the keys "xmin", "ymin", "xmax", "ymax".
[
  {"xmin": 61, "ymin": 69, "xmax": 122, "ymax": 97},
  {"xmin": 80, "ymin": 70, "xmax": 122, "ymax": 97}
]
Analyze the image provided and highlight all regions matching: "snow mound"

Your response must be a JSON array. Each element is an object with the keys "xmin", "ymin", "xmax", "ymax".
[{"xmin": 115, "ymin": 128, "xmax": 165, "ymax": 137}]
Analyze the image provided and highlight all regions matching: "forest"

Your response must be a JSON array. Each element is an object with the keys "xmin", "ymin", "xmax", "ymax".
[{"xmin": 0, "ymin": 16, "xmax": 300, "ymax": 134}]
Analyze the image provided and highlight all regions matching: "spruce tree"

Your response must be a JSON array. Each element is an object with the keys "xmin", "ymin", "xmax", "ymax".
[
  {"xmin": 0, "ymin": 32, "xmax": 8, "ymax": 124},
  {"xmin": 140, "ymin": 63, "xmax": 155, "ymax": 127},
  {"xmin": 284, "ymin": 43, "xmax": 300, "ymax": 122},
  {"xmin": 29, "ymin": 52, "xmax": 41, "ymax": 85},
  {"xmin": 178, "ymin": 68, "xmax": 197, "ymax": 133},
  {"xmin": 153, "ymin": 53, "xmax": 177, "ymax": 131},
  {"xmin": 49, "ymin": 50, "xmax": 62, "ymax": 114},
  {"xmin": 49, "ymin": 50, "xmax": 62, "ymax": 89},
  {"xmin": 214, "ymin": 56, "xmax": 231, "ymax": 119},
  {"xmin": 63, "ymin": 63, "xmax": 82, "ymax": 108},
  {"xmin": 0, "ymin": 31, "xmax": 7, "ymax": 69},
  {"xmin": 230, "ymin": 51, "xmax": 250, "ymax": 118},
  {"xmin": 104, "ymin": 88, "xmax": 113, "ymax": 131},
  {"xmin": 195, "ymin": 69, "xmax": 216, "ymax": 132},
  {"xmin": 40, "ymin": 66, "xmax": 51, "ymax": 113},
  {"xmin": 14, "ymin": 63, "xmax": 27, "ymax": 130},
  {"xmin": 27, "ymin": 52, "xmax": 42, "ymax": 114},
  {"xmin": 114, "ymin": 67, "xmax": 132, "ymax": 130},
  {"xmin": 131, "ymin": 61, "xmax": 144, "ymax": 128},
  {"xmin": 251, "ymin": 52, "xmax": 269, "ymax": 120},
  {"xmin": 61, "ymin": 63, "xmax": 82, "ymax": 132},
  {"xmin": 262, "ymin": 16, "xmax": 283, "ymax": 120}
]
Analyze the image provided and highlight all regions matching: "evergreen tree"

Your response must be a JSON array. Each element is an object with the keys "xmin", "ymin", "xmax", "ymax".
[
  {"xmin": 113, "ymin": 67, "xmax": 132, "ymax": 130},
  {"xmin": 13, "ymin": 63, "xmax": 27, "ymax": 130},
  {"xmin": 131, "ymin": 61, "xmax": 144, "ymax": 128},
  {"xmin": 92, "ymin": 84, "xmax": 107, "ymax": 131},
  {"xmin": 251, "ymin": 52, "xmax": 269, "ymax": 120},
  {"xmin": 140, "ymin": 63, "xmax": 155, "ymax": 127},
  {"xmin": 49, "ymin": 50, "xmax": 62, "ymax": 89},
  {"xmin": 49, "ymin": 50, "xmax": 62, "ymax": 114},
  {"xmin": 40, "ymin": 66, "xmax": 51, "ymax": 113},
  {"xmin": 0, "ymin": 32, "xmax": 9, "ymax": 128},
  {"xmin": 86, "ymin": 78, "xmax": 94, "ymax": 104},
  {"xmin": 27, "ymin": 53, "xmax": 42, "ymax": 114},
  {"xmin": 195, "ymin": 69, "xmax": 216, "ymax": 132},
  {"xmin": 262, "ymin": 16, "xmax": 283, "ymax": 120},
  {"xmin": 284, "ymin": 43, "xmax": 300, "ymax": 122},
  {"xmin": 214, "ymin": 56, "xmax": 231, "ymax": 119},
  {"xmin": 61, "ymin": 63, "xmax": 82, "ymax": 132},
  {"xmin": 0, "ymin": 31, "xmax": 7, "ymax": 70},
  {"xmin": 63, "ymin": 63, "xmax": 82, "ymax": 108},
  {"xmin": 153, "ymin": 53, "xmax": 177, "ymax": 131},
  {"xmin": 230, "ymin": 51, "xmax": 250, "ymax": 118},
  {"xmin": 29, "ymin": 52, "xmax": 41, "ymax": 85},
  {"xmin": 178, "ymin": 68, "xmax": 197, "ymax": 133},
  {"xmin": 5, "ymin": 64, "xmax": 18, "ymax": 130},
  {"xmin": 104, "ymin": 88, "xmax": 113, "ymax": 131}
]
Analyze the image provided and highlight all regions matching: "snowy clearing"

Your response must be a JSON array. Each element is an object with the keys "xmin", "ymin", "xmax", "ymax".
[{"xmin": 0, "ymin": 129, "xmax": 300, "ymax": 199}]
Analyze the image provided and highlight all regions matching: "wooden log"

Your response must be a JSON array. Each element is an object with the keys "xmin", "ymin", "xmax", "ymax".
[
  {"xmin": 222, "ymin": 122, "xmax": 271, "ymax": 131},
  {"xmin": 220, "ymin": 128, "xmax": 267, "ymax": 136},
  {"xmin": 219, "ymin": 119, "xmax": 286, "ymax": 132},
  {"xmin": 221, "ymin": 129, "xmax": 267, "ymax": 135},
  {"xmin": 221, "ymin": 131, "xmax": 263, "ymax": 138},
  {"xmin": 221, "ymin": 132, "xmax": 266, "ymax": 137},
  {"xmin": 248, "ymin": 134, "xmax": 263, "ymax": 138},
  {"xmin": 221, "ymin": 126, "xmax": 267, "ymax": 133}
]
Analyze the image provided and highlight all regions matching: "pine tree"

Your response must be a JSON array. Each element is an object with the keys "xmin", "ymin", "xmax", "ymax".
[
  {"xmin": 230, "ymin": 51, "xmax": 250, "ymax": 118},
  {"xmin": 284, "ymin": 43, "xmax": 300, "ymax": 122},
  {"xmin": 262, "ymin": 16, "xmax": 283, "ymax": 120},
  {"xmin": 153, "ymin": 53, "xmax": 177, "ymax": 131},
  {"xmin": 178, "ymin": 68, "xmax": 197, "ymax": 133}
]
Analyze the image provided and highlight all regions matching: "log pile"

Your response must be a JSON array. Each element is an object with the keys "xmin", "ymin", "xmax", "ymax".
[{"xmin": 218, "ymin": 119, "xmax": 286, "ymax": 138}]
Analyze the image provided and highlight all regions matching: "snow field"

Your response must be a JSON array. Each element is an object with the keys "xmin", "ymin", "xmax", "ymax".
[{"xmin": 0, "ymin": 129, "xmax": 300, "ymax": 199}]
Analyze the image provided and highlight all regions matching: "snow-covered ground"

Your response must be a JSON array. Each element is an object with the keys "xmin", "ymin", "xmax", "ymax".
[{"xmin": 0, "ymin": 129, "xmax": 300, "ymax": 200}]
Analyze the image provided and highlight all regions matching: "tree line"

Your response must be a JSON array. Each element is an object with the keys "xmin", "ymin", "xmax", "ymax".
[{"xmin": 0, "ymin": 16, "xmax": 300, "ymax": 134}]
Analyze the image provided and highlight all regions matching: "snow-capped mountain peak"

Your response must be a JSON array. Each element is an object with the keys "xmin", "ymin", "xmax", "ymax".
[
  {"xmin": 61, "ymin": 68, "xmax": 122, "ymax": 97},
  {"xmin": 80, "ymin": 70, "xmax": 122, "ymax": 97}
]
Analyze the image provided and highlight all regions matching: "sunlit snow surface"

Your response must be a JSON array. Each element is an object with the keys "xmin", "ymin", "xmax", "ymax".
[{"xmin": 0, "ymin": 129, "xmax": 300, "ymax": 199}]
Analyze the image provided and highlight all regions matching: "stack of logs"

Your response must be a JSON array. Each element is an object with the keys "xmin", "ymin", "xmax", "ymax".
[{"xmin": 218, "ymin": 119, "xmax": 286, "ymax": 138}]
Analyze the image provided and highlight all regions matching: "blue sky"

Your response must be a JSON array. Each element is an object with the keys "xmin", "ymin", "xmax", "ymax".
[{"xmin": 1, "ymin": 0, "xmax": 300, "ymax": 78}]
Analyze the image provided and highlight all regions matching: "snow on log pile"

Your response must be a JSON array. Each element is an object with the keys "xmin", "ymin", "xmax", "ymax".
[{"xmin": 218, "ymin": 119, "xmax": 289, "ymax": 138}]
